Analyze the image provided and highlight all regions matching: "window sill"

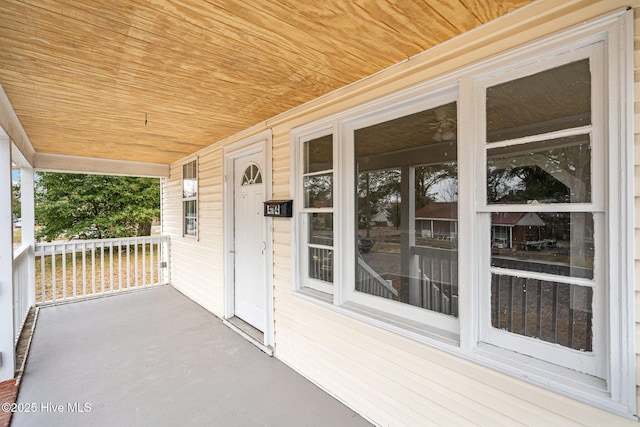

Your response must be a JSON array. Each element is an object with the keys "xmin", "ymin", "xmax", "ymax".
[
  {"xmin": 294, "ymin": 287, "xmax": 460, "ymax": 349},
  {"xmin": 472, "ymin": 343, "xmax": 635, "ymax": 419}
]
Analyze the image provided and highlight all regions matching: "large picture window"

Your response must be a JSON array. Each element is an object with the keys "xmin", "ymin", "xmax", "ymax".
[
  {"xmin": 291, "ymin": 12, "xmax": 633, "ymax": 416},
  {"xmin": 354, "ymin": 102, "xmax": 458, "ymax": 317}
]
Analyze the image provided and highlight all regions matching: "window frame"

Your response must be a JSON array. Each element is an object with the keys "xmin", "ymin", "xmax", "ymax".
[
  {"xmin": 294, "ymin": 126, "xmax": 336, "ymax": 295},
  {"xmin": 182, "ymin": 157, "xmax": 198, "ymax": 239},
  {"xmin": 290, "ymin": 10, "xmax": 634, "ymax": 417},
  {"xmin": 337, "ymin": 86, "xmax": 461, "ymax": 334},
  {"xmin": 474, "ymin": 43, "xmax": 607, "ymax": 379}
]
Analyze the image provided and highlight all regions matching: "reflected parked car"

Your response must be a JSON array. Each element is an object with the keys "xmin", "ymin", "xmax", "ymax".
[{"xmin": 358, "ymin": 235, "xmax": 373, "ymax": 253}]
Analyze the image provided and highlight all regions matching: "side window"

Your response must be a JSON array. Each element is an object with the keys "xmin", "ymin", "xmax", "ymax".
[
  {"xmin": 183, "ymin": 159, "xmax": 198, "ymax": 238},
  {"xmin": 301, "ymin": 133, "xmax": 334, "ymax": 292}
]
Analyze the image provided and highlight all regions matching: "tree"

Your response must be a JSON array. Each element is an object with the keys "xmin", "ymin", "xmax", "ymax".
[
  {"xmin": 12, "ymin": 181, "xmax": 20, "ymax": 219},
  {"xmin": 35, "ymin": 173, "xmax": 160, "ymax": 241}
]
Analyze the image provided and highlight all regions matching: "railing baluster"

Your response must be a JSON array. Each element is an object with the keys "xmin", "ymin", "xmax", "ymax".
[
  {"xmin": 157, "ymin": 239, "xmax": 162, "ymax": 284},
  {"xmin": 51, "ymin": 244, "xmax": 57, "ymax": 302},
  {"xmin": 62, "ymin": 244, "xmax": 67, "ymax": 300},
  {"xmin": 142, "ymin": 239, "xmax": 147, "ymax": 287},
  {"xmin": 134, "ymin": 241, "xmax": 139, "ymax": 287},
  {"xmin": 72, "ymin": 243, "xmax": 77, "ymax": 299},
  {"xmin": 82, "ymin": 242, "xmax": 87, "ymax": 296},
  {"xmin": 40, "ymin": 247, "xmax": 45, "ymax": 304},
  {"xmin": 118, "ymin": 240, "xmax": 122, "ymax": 291},
  {"xmin": 150, "ymin": 238, "xmax": 155, "ymax": 285},
  {"xmin": 100, "ymin": 243, "xmax": 105, "ymax": 293},
  {"xmin": 109, "ymin": 241, "xmax": 114, "ymax": 292},
  {"xmin": 126, "ymin": 241, "xmax": 130, "ymax": 289},
  {"xmin": 91, "ymin": 243, "xmax": 96, "ymax": 295}
]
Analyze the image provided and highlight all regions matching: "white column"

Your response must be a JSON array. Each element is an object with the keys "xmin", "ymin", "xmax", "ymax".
[
  {"xmin": 21, "ymin": 165, "xmax": 35, "ymax": 306},
  {"xmin": 0, "ymin": 135, "xmax": 15, "ymax": 381}
]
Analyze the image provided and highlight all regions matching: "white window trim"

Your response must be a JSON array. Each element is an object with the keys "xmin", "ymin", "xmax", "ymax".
[
  {"xmin": 474, "ymin": 42, "xmax": 607, "ymax": 379},
  {"xmin": 293, "ymin": 125, "xmax": 336, "ymax": 295},
  {"xmin": 182, "ymin": 157, "xmax": 198, "ymax": 240},
  {"xmin": 289, "ymin": 9, "xmax": 634, "ymax": 417},
  {"xmin": 337, "ymin": 86, "xmax": 461, "ymax": 335}
]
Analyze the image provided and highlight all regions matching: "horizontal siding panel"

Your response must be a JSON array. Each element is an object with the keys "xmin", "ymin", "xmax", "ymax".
[
  {"xmin": 276, "ymin": 331, "xmax": 467, "ymax": 427},
  {"xmin": 276, "ymin": 296, "xmax": 628, "ymax": 426}
]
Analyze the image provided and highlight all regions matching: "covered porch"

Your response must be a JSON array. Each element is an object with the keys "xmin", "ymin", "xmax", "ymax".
[{"xmin": 12, "ymin": 285, "xmax": 370, "ymax": 427}]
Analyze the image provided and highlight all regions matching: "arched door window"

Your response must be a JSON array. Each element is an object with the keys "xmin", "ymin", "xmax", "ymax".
[{"xmin": 241, "ymin": 163, "xmax": 263, "ymax": 186}]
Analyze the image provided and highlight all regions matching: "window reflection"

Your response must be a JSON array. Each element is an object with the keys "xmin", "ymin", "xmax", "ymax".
[
  {"xmin": 354, "ymin": 102, "xmax": 459, "ymax": 316},
  {"xmin": 487, "ymin": 136, "xmax": 591, "ymax": 204},
  {"xmin": 486, "ymin": 59, "xmax": 591, "ymax": 142},
  {"xmin": 304, "ymin": 174, "xmax": 333, "ymax": 208},
  {"xmin": 491, "ymin": 212, "xmax": 594, "ymax": 279}
]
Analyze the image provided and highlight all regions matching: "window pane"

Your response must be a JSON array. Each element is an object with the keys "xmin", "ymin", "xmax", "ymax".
[
  {"xmin": 309, "ymin": 213, "xmax": 333, "ymax": 246},
  {"xmin": 491, "ymin": 212, "xmax": 594, "ymax": 279},
  {"xmin": 354, "ymin": 102, "xmax": 458, "ymax": 316},
  {"xmin": 309, "ymin": 247, "xmax": 333, "ymax": 283},
  {"xmin": 304, "ymin": 134, "xmax": 333, "ymax": 174},
  {"xmin": 304, "ymin": 174, "xmax": 333, "ymax": 208},
  {"xmin": 183, "ymin": 161, "xmax": 197, "ymax": 198},
  {"xmin": 491, "ymin": 275, "xmax": 592, "ymax": 352},
  {"xmin": 487, "ymin": 135, "xmax": 591, "ymax": 204},
  {"xmin": 184, "ymin": 200, "xmax": 197, "ymax": 236},
  {"xmin": 486, "ymin": 59, "xmax": 591, "ymax": 142}
]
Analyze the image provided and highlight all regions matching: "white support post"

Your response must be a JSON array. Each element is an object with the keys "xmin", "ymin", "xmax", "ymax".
[
  {"xmin": 21, "ymin": 165, "xmax": 35, "ymax": 307},
  {"xmin": 0, "ymin": 134, "xmax": 16, "ymax": 381}
]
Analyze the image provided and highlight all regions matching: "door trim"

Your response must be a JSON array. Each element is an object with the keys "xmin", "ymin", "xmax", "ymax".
[{"xmin": 223, "ymin": 130, "xmax": 274, "ymax": 347}]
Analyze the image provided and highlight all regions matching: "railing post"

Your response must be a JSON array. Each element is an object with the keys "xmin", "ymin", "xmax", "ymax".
[
  {"xmin": 0, "ymin": 133, "xmax": 15, "ymax": 381},
  {"xmin": 21, "ymin": 165, "xmax": 35, "ymax": 307}
]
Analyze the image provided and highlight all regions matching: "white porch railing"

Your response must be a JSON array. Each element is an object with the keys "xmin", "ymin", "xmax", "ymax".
[
  {"xmin": 35, "ymin": 235, "xmax": 170, "ymax": 305},
  {"xmin": 12, "ymin": 244, "xmax": 32, "ymax": 344}
]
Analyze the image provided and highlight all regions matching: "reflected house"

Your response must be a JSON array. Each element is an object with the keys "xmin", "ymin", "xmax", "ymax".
[
  {"xmin": 370, "ymin": 208, "xmax": 392, "ymax": 227},
  {"xmin": 415, "ymin": 203, "xmax": 547, "ymax": 249},
  {"xmin": 490, "ymin": 212, "xmax": 546, "ymax": 249},
  {"xmin": 415, "ymin": 202, "xmax": 458, "ymax": 240}
]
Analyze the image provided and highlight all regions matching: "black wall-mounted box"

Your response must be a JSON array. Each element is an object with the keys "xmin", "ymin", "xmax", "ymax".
[{"xmin": 263, "ymin": 200, "xmax": 293, "ymax": 217}]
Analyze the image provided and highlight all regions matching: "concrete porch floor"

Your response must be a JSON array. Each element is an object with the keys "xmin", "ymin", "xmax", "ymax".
[{"xmin": 12, "ymin": 286, "xmax": 372, "ymax": 427}]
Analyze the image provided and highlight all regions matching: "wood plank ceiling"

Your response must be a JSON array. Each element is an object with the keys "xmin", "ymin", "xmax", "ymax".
[{"xmin": 0, "ymin": 0, "xmax": 531, "ymax": 165}]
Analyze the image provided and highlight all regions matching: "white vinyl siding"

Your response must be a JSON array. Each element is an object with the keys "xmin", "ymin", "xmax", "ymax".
[{"xmin": 161, "ymin": 2, "xmax": 638, "ymax": 425}]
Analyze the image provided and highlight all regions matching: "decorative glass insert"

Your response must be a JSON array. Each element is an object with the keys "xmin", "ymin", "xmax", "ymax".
[
  {"xmin": 486, "ymin": 59, "xmax": 591, "ymax": 142},
  {"xmin": 241, "ymin": 163, "xmax": 262, "ymax": 186},
  {"xmin": 354, "ymin": 102, "xmax": 458, "ymax": 315}
]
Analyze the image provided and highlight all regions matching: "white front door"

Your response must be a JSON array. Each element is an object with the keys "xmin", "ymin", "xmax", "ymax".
[{"xmin": 233, "ymin": 152, "xmax": 266, "ymax": 331}]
